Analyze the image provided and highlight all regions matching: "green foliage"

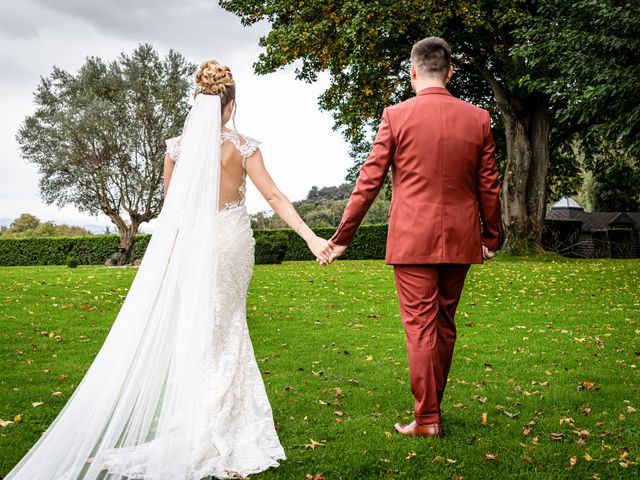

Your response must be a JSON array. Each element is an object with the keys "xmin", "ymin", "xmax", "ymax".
[
  {"xmin": 251, "ymin": 182, "xmax": 391, "ymax": 229},
  {"xmin": 512, "ymin": 0, "xmax": 640, "ymax": 155},
  {"xmin": 0, "ymin": 235, "xmax": 151, "ymax": 266},
  {"xmin": 66, "ymin": 256, "xmax": 79, "ymax": 269},
  {"xmin": 0, "ymin": 225, "xmax": 389, "ymax": 266},
  {"xmin": 254, "ymin": 231, "xmax": 289, "ymax": 264},
  {"xmin": 1, "ymin": 259, "xmax": 639, "ymax": 477},
  {"xmin": 586, "ymin": 144, "xmax": 640, "ymax": 212},
  {"xmin": 1, "ymin": 214, "xmax": 92, "ymax": 238},
  {"xmin": 16, "ymin": 44, "xmax": 196, "ymax": 264}
]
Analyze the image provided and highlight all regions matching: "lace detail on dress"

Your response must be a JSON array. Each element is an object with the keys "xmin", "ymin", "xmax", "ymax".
[
  {"xmin": 165, "ymin": 136, "xmax": 181, "ymax": 161},
  {"xmin": 165, "ymin": 131, "xmax": 260, "ymax": 212},
  {"xmin": 220, "ymin": 130, "xmax": 260, "ymax": 212}
]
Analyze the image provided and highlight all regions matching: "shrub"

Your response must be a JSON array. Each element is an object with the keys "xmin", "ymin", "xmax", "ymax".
[
  {"xmin": 0, "ymin": 225, "xmax": 389, "ymax": 266},
  {"xmin": 66, "ymin": 256, "xmax": 79, "ymax": 268},
  {"xmin": 254, "ymin": 231, "xmax": 289, "ymax": 264}
]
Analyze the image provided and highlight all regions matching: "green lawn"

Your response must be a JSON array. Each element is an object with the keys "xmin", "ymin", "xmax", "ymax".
[{"xmin": 0, "ymin": 257, "xmax": 638, "ymax": 479}]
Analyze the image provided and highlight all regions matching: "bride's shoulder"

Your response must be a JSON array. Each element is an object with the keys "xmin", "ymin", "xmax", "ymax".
[
  {"xmin": 222, "ymin": 130, "xmax": 261, "ymax": 158},
  {"xmin": 165, "ymin": 135, "xmax": 182, "ymax": 161}
]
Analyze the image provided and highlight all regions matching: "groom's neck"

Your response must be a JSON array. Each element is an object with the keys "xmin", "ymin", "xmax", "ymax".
[{"xmin": 413, "ymin": 76, "xmax": 447, "ymax": 94}]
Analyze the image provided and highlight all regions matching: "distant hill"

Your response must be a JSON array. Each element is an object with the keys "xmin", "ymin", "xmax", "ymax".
[{"xmin": 251, "ymin": 182, "xmax": 391, "ymax": 229}]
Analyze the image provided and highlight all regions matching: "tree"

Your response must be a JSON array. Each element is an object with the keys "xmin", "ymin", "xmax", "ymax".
[
  {"xmin": 512, "ymin": 0, "xmax": 640, "ymax": 156},
  {"xmin": 1, "ymin": 214, "xmax": 92, "ymax": 237},
  {"xmin": 17, "ymin": 44, "xmax": 195, "ymax": 264},
  {"xmin": 587, "ymin": 142, "xmax": 640, "ymax": 212},
  {"xmin": 221, "ymin": 0, "xmax": 569, "ymax": 252}
]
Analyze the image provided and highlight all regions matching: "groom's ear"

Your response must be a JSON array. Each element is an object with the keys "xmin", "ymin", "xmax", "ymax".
[{"xmin": 410, "ymin": 63, "xmax": 417, "ymax": 80}]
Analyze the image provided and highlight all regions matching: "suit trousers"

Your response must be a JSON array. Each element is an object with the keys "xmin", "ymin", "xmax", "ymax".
[{"xmin": 393, "ymin": 264, "xmax": 471, "ymax": 424}]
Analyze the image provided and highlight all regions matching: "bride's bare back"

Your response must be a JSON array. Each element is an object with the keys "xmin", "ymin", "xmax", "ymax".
[{"xmin": 164, "ymin": 129, "xmax": 259, "ymax": 211}]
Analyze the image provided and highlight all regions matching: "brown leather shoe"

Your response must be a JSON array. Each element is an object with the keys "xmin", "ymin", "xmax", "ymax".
[{"xmin": 394, "ymin": 420, "xmax": 443, "ymax": 438}]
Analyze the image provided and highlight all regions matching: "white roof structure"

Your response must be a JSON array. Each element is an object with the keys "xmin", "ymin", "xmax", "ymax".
[{"xmin": 551, "ymin": 196, "xmax": 584, "ymax": 210}]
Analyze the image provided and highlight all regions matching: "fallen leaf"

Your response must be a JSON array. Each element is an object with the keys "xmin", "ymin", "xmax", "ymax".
[
  {"xmin": 31, "ymin": 402, "xmax": 43, "ymax": 408},
  {"xmin": 305, "ymin": 473, "xmax": 325, "ymax": 480},
  {"xmin": 333, "ymin": 411, "xmax": 344, "ymax": 417},
  {"xmin": 521, "ymin": 455, "xmax": 532, "ymax": 463},
  {"xmin": 582, "ymin": 407, "xmax": 592, "ymax": 416},
  {"xmin": 560, "ymin": 417, "xmax": 575, "ymax": 425},
  {"xmin": 522, "ymin": 425, "xmax": 532, "ymax": 436},
  {"xmin": 58, "ymin": 375, "xmax": 68, "ymax": 381},
  {"xmin": 0, "ymin": 418, "xmax": 15, "ymax": 427},
  {"xmin": 480, "ymin": 412, "xmax": 488, "ymax": 425},
  {"xmin": 595, "ymin": 336, "xmax": 604, "ymax": 349},
  {"xmin": 569, "ymin": 456, "xmax": 577, "ymax": 468},
  {"xmin": 550, "ymin": 432, "xmax": 565, "ymax": 441},
  {"xmin": 584, "ymin": 453, "xmax": 593, "ymax": 461},
  {"xmin": 366, "ymin": 355, "xmax": 373, "ymax": 361},
  {"xmin": 370, "ymin": 412, "xmax": 382, "ymax": 418},
  {"xmin": 52, "ymin": 390, "xmax": 63, "ymax": 397},
  {"xmin": 577, "ymin": 382, "xmax": 599, "ymax": 391},
  {"xmin": 304, "ymin": 439, "xmax": 325, "ymax": 450},
  {"xmin": 484, "ymin": 453, "xmax": 499, "ymax": 461},
  {"xmin": 406, "ymin": 450, "xmax": 417, "ymax": 460},
  {"xmin": 384, "ymin": 431, "xmax": 392, "ymax": 439}
]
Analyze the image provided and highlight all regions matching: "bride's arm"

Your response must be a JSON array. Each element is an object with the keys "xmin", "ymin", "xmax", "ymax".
[
  {"xmin": 163, "ymin": 154, "xmax": 175, "ymax": 198},
  {"xmin": 246, "ymin": 149, "xmax": 333, "ymax": 263}
]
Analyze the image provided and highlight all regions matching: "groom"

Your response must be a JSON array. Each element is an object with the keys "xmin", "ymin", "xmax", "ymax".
[{"xmin": 328, "ymin": 37, "xmax": 502, "ymax": 437}]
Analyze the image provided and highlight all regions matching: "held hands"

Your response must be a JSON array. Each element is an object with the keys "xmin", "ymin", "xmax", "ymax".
[
  {"xmin": 306, "ymin": 236, "xmax": 348, "ymax": 266},
  {"xmin": 307, "ymin": 235, "xmax": 334, "ymax": 265}
]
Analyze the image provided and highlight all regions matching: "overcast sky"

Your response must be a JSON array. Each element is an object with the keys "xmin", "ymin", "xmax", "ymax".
[{"xmin": 0, "ymin": 0, "xmax": 351, "ymax": 231}]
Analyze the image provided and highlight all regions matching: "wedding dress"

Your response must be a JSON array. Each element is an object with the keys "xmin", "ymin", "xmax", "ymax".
[{"xmin": 4, "ymin": 94, "xmax": 286, "ymax": 480}]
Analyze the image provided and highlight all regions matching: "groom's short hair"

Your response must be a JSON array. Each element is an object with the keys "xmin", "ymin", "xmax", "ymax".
[{"xmin": 411, "ymin": 37, "xmax": 451, "ymax": 79}]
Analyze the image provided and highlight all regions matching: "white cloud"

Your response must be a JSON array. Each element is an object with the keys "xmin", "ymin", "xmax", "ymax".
[{"xmin": 0, "ymin": 0, "xmax": 352, "ymax": 231}]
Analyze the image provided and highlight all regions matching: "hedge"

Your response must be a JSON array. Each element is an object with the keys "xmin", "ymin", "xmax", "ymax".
[
  {"xmin": 0, "ymin": 225, "xmax": 389, "ymax": 266},
  {"xmin": 542, "ymin": 218, "xmax": 583, "ymax": 256}
]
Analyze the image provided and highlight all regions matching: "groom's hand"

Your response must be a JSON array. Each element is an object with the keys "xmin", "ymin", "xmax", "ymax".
[
  {"xmin": 482, "ymin": 244, "xmax": 495, "ymax": 260},
  {"xmin": 327, "ymin": 241, "xmax": 347, "ymax": 263}
]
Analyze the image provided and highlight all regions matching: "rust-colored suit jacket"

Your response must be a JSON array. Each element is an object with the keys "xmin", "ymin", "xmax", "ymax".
[{"xmin": 331, "ymin": 86, "xmax": 502, "ymax": 264}]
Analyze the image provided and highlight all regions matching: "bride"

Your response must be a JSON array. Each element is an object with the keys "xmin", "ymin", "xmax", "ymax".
[{"xmin": 5, "ymin": 60, "xmax": 333, "ymax": 480}]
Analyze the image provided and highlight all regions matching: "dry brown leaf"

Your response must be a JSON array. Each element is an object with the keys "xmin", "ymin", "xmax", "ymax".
[
  {"xmin": 550, "ymin": 432, "xmax": 565, "ymax": 441},
  {"xmin": 560, "ymin": 417, "xmax": 575, "ymax": 425},
  {"xmin": 521, "ymin": 455, "xmax": 532, "ymax": 463},
  {"xmin": 582, "ymin": 407, "xmax": 592, "ymax": 416},
  {"xmin": 480, "ymin": 412, "xmax": 488, "ymax": 425},
  {"xmin": 406, "ymin": 450, "xmax": 417, "ymax": 460},
  {"xmin": 333, "ymin": 410, "xmax": 344, "ymax": 416},
  {"xmin": 569, "ymin": 456, "xmax": 577, "ymax": 468},
  {"xmin": 484, "ymin": 453, "xmax": 499, "ymax": 461},
  {"xmin": 304, "ymin": 439, "xmax": 325, "ymax": 450},
  {"xmin": 31, "ymin": 401, "xmax": 43, "ymax": 408},
  {"xmin": 52, "ymin": 390, "xmax": 63, "ymax": 397},
  {"xmin": 0, "ymin": 418, "xmax": 14, "ymax": 427}
]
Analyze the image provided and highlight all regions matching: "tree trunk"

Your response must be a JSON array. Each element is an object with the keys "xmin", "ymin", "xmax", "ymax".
[
  {"xmin": 117, "ymin": 224, "xmax": 138, "ymax": 265},
  {"xmin": 500, "ymin": 92, "xmax": 551, "ymax": 253},
  {"xmin": 106, "ymin": 212, "xmax": 140, "ymax": 265}
]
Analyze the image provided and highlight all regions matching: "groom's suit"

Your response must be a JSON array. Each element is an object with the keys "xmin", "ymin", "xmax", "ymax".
[{"xmin": 331, "ymin": 86, "xmax": 502, "ymax": 424}]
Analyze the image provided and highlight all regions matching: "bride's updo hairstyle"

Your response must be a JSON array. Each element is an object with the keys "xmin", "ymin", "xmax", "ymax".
[{"xmin": 194, "ymin": 59, "xmax": 236, "ymax": 110}]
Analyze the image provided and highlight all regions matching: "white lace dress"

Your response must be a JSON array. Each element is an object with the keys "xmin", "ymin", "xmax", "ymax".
[{"xmin": 99, "ymin": 131, "xmax": 286, "ymax": 479}]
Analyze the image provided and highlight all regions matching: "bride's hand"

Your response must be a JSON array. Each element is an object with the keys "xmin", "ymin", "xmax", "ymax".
[{"xmin": 307, "ymin": 235, "xmax": 333, "ymax": 265}]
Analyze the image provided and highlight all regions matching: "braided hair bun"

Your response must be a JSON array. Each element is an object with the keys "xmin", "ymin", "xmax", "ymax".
[{"xmin": 194, "ymin": 60, "xmax": 236, "ymax": 108}]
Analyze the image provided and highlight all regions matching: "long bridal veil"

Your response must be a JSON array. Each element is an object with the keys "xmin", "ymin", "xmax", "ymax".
[{"xmin": 6, "ymin": 94, "xmax": 223, "ymax": 480}]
